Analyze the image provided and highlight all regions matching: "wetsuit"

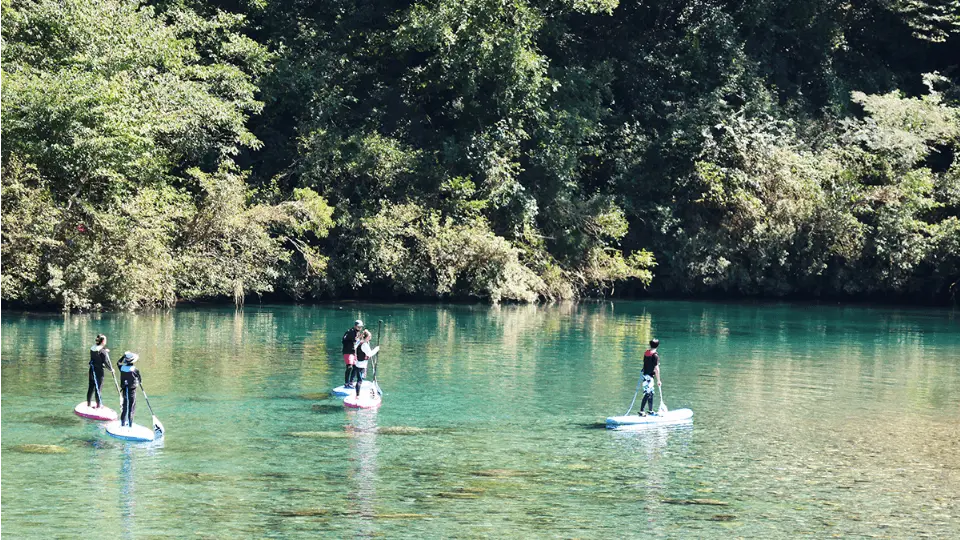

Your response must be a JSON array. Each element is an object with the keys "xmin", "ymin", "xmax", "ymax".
[
  {"xmin": 342, "ymin": 328, "xmax": 360, "ymax": 385},
  {"xmin": 118, "ymin": 364, "xmax": 142, "ymax": 427},
  {"xmin": 87, "ymin": 345, "xmax": 113, "ymax": 407},
  {"xmin": 639, "ymin": 348, "xmax": 659, "ymax": 414},
  {"xmin": 352, "ymin": 343, "xmax": 373, "ymax": 397}
]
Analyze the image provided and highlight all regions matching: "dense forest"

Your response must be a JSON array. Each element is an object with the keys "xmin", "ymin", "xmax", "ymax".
[{"xmin": 2, "ymin": 0, "xmax": 959, "ymax": 310}]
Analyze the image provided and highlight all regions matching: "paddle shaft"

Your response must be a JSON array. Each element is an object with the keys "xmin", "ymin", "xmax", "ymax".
[
  {"xmin": 374, "ymin": 320, "xmax": 383, "ymax": 395},
  {"xmin": 138, "ymin": 383, "xmax": 158, "ymax": 419},
  {"xmin": 110, "ymin": 368, "xmax": 122, "ymax": 399},
  {"xmin": 624, "ymin": 371, "xmax": 644, "ymax": 416}
]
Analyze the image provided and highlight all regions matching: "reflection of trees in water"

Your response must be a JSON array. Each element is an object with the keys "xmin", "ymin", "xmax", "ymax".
[
  {"xmin": 3, "ymin": 302, "xmax": 954, "ymax": 408},
  {"xmin": 678, "ymin": 303, "xmax": 959, "ymax": 412},
  {"xmin": 375, "ymin": 303, "xmax": 653, "ymax": 384},
  {"xmin": 346, "ymin": 410, "xmax": 379, "ymax": 536}
]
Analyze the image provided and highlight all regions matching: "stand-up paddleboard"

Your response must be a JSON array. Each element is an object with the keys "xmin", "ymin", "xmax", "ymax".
[
  {"xmin": 343, "ymin": 390, "xmax": 382, "ymax": 409},
  {"xmin": 74, "ymin": 402, "xmax": 119, "ymax": 421},
  {"xmin": 105, "ymin": 420, "xmax": 165, "ymax": 442},
  {"xmin": 332, "ymin": 380, "xmax": 377, "ymax": 396},
  {"xmin": 606, "ymin": 408, "xmax": 693, "ymax": 428}
]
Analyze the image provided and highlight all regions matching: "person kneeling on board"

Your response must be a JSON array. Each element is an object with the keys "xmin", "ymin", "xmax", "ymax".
[
  {"xmin": 352, "ymin": 330, "xmax": 376, "ymax": 397},
  {"xmin": 342, "ymin": 320, "xmax": 364, "ymax": 388},
  {"xmin": 87, "ymin": 334, "xmax": 115, "ymax": 409},
  {"xmin": 118, "ymin": 352, "xmax": 142, "ymax": 427},
  {"xmin": 638, "ymin": 339, "xmax": 661, "ymax": 416}
]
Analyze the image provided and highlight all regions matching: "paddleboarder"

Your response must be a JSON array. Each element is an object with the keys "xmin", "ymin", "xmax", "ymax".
[
  {"xmin": 87, "ymin": 334, "xmax": 114, "ymax": 409},
  {"xmin": 342, "ymin": 320, "xmax": 364, "ymax": 388},
  {"xmin": 352, "ymin": 330, "xmax": 376, "ymax": 397},
  {"xmin": 117, "ymin": 352, "xmax": 142, "ymax": 427},
  {"xmin": 638, "ymin": 339, "xmax": 661, "ymax": 416}
]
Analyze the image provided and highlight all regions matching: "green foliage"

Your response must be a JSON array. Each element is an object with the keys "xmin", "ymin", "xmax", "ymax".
[
  {"xmin": 333, "ymin": 203, "xmax": 545, "ymax": 303},
  {"xmin": 1, "ymin": 0, "xmax": 331, "ymax": 310},
  {"xmin": 3, "ymin": 0, "xmax": 959, "ymax": 308}
]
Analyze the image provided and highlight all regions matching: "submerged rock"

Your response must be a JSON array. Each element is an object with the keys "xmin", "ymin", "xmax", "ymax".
[
  {"xmin": 161, "ymin": 472, "xmax": 229, "ymax": 483},
  {"xmin": 288, "ymin": 431, "xmax": 349, "ymax": 439},
  {"xmin": 378, "ymin": 426, "xmax": 436, "ymax": 435},
  {"xmin": 662, "ymin": 498, "xmax": 729, "ymax": 506},
  {"xmin": 32, "ymin": 415, "xmax": 81, "ymax": 427},
  {"xmin": 299, "ymin": 393, "xmax": 331, "ymax": 401},
  {"xmin": 472, "ymin": 469, "xmax": 531, "ymax": 478},
  {"xmin": 375, "ymin": 513, "xmax": 432, "ymax": 519},
  {"xmin": 436, "ymin": 491, "xmax": 481, "ymax": 499},
  {"xmin": 709, "ymin": 514, "xmax": 737, "ymax": 521},
  {"xmin": 310, "ymin": 405, "xmax": 343, "ymax": 414},
  {"xmin": 276, "ymin": 508, "xmax": 330, "ymax": 517},
  {"xmin": 11, "ymin": 444, "xmax": 68, "ymax": 454}
]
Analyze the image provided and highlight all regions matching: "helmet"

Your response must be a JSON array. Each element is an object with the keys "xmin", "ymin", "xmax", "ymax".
[
  {"xmin": 649, "ymin": 339, "xmax": 660, "ymax": 349},
  {"xmin": 355, "ymin": 319, "xmax": 364, "ymax": 327}
]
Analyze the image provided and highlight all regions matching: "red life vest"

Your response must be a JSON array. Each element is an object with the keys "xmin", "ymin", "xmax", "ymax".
[{"xmin": 642, "ymin": 349, "xmax": 659, "ymax": 376}]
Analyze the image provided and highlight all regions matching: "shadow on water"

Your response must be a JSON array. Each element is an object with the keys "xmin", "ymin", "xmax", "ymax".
[
  {"xmin": 29, "ymin": 414, "xmax": 84, "ymax": 428},
  {"xmin": 311, "ymin": 404, "xmax": 343, "ymax": 414},
  {"xmin": 298, "ymin": 392, "xmax": 331, "ymax": 401}
]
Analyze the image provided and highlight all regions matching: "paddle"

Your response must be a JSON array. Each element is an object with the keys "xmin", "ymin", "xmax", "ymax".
[
  {"xmin": 373, "ymin": 320, "xmax": 383, "ymax": 396},
  {"xmin": 138, "ymin": 383, "xmax": 164, "ymax": 436},
  {"xmin": 658, "ymin": 383, "xmax": 669, "ymax": 415},
  {"xmin": 624, "ymin": 371, "xmax": 644, "ymax": 416},
  {"xmin": 109, "ymin": 367, "xmax": 122, "ymax": 400}
]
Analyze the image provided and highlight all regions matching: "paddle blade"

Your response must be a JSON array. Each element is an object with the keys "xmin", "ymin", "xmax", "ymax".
[{"xmin": 152, "ymin": 416, "xmax": 164, "ymax": 436}]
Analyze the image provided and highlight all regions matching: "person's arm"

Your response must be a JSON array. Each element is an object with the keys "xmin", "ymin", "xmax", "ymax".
[
  {"xmin": 134, "ymin": 369, "xmax": 142, "ymax": 384},
  {"xmin": 654, "ymin": 364, "xmax": 661, "ymax": 386},
  {"xmin": 103, "ymin": 350, "xmax": 114, "ymax": 372}
]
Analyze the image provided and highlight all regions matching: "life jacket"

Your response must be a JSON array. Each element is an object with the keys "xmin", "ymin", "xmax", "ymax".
[
  {"xmin": 119, "ymin": 365, "xmax": 140, "ymax": 389},
  {"xmin": 342, "ymin": 328, "xmax": 360, "ymax": 354},
  {"xmin": 90, "ymin": 345, "xmax": 108, "ymax": 373},
  {"xmin": 642, "ymin": 349, "xmax": 659, "ymax": 376},
  {"xmin": 357, "ymin": 342, "xmax": 371, "ymax": 362}
]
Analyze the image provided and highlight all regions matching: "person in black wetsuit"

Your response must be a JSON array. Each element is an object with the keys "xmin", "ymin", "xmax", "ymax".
[
  {"xmin": 87, "ymin": 334, "xmax": 114, "ymax": 408},
  {"xmin": 118, "ymin": 352, "xmax": 142, "ymax": 427},
  {"xmin": 352, "ymin": 330, "xmax": 375, "ymax": 397},
  {"xmin": 342, "ymin": 320, "xmax": 364, "ymax": 388},
  {"xmin": 639, "ymin": 339, "xmax": 661, "ymax": 416}
]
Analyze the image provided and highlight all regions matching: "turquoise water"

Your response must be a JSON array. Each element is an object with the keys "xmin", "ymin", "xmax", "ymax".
[{"xmin": 2, "ymin": 301, "xmax": 959, "ymax": 537}]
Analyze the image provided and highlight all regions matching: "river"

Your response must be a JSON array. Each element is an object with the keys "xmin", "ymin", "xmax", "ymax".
[{"xmin": 2, "ymin": 301, "xmax": 958, "ymax": 537}]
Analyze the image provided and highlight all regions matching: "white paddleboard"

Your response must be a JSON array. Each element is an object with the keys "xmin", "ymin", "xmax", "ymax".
[
  {"xmin": 105, "ymin": 420, "xmax": 164, "ymax": 442},
  {"xmin": 332, "ymin": 380, "xmax": 377, "ymax": 396},
  {"xmin": 74, "ymin": 402, "xmax": 119, "ymax": 421},
  {"xmin": 606, "ymin": 408, "xmax": 693, "ymax": 428}
]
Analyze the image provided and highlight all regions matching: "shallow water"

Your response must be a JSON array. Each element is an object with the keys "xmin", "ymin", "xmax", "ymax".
[{"xmin": 2, "ymin": 301, "xmax": 959, "ymax": 537}]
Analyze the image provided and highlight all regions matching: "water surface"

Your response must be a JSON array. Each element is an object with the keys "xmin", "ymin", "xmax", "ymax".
[{"xmin": 2, "ymin": 301, "xmax": 959, "ymax": 537}]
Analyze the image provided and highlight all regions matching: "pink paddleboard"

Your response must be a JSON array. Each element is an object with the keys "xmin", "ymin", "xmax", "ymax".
[
  {"xmin": 343, "ymin": 393, "xmax": 382, "ymax": 409},
  {"xmin": 74, "ymin": 402, "xmax": 119, "ymax": 421}
]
